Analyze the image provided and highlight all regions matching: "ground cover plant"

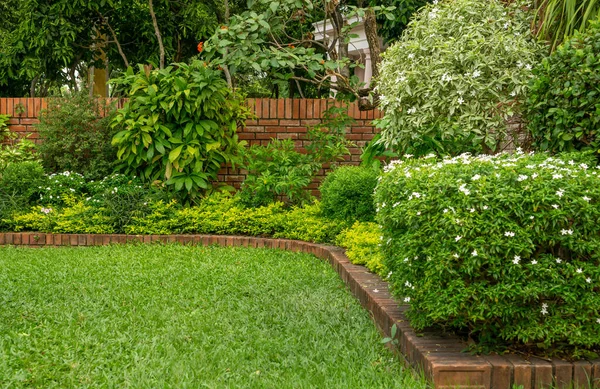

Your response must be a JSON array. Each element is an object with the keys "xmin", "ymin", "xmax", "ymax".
[
  {"xmin": 376, "ymin": 151, "xmax": 600, "ymax": 357},
  {"xmin": 0, "ymin": 244, "xmax": 425, "ymax": 388}
]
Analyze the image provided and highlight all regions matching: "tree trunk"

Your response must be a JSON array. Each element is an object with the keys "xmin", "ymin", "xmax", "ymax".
[
  {"xmin": 149, "ymin": 0, "xmax": 165, "ymax": 69},
  {"xmin": 364, "ymin": 8, "xmax": 380, "ymax": 81}
]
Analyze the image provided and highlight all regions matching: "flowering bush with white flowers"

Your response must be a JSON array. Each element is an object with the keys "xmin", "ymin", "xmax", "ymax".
[
  {"xmin": 376, "ymin": 151, "xmax": 600, "ymax": 353},
  {"xmin": 376, "ymin": 0, "xmax": 546, "ymax": 156}
]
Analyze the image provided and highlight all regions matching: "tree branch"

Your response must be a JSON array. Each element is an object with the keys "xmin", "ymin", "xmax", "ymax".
[
  {"xmin": 97, "ymin": 11, "xmax": 129, "ymax": 68},
  {"xmin": 148, "ymin": 0, "xmax": 165, "ymax": 69}
]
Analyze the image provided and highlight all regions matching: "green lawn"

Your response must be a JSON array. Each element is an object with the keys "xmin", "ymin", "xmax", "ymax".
[{"xmin": 0, "ymin": 244, "xmax": 427, "ymax": 388}]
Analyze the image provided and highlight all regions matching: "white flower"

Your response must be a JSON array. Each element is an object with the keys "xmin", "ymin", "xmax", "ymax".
[
  {"xmin": 471, "ymin": 250, "xmax": 478, "ymax": 257},
  {"xmin": 453, "ymin": 253, "xmax": 459, "ymax": 258},
  {"xmin": 416, "ymin": 211, "xmax": 421, "ymax": 216},
  {"xmin": 457, "ymin": 97, "xmax": 464, "ymax": 105},
  {"xmin": 597, "ymin": 318, "xmax": 600, "ymax": 324},
  {"xmin": 504, "ymin": 231, "xmax": 515, "ymax": 237},
  {"xmin": 556, "ymin": 190, "xmax": 564, "ymax": 198},
  {"xmin": 469, "ymin": 208, "xmax": 475, "ymax": 213},
  {"xmin": 455, "ymin": 236, "xmax": 462, "ymax": 242},
  {"xmin": 556, "ymin": 258, "xmax": 562, "ymax": 264},
  {"xmin": 407, "ymin": 107, "xmax": 417, "ymax": 114},
  {"xmin": 471, "ymin": 174, "xmax": 481, "ymax": 180},
  {"xmin": 525, "ymin": 64, "xmax": 532, "ymax": 70},
  {"xmin": 373, "ymin": 289, "xmax": 379, "ymax": 293},
  {"xmin": 386, "ymin": 271, "xmax": 393, "ymax": 279},
  {"xmin": 552, "ymin": 204, "xmax": 559, "ymax": 209},
  {"xmin": 583, "ymin": 196, "xmax": 591, "ymax": 202},
  {"xmin": 412, "ymin": 192, "xmax": 421, "ymax": 198},
  {"xmin": 576, "ymin": 268, "xmax": 583, "ymax": 273},
  {"xmin": 483, "ymin": 205, "xmax": 489, "ymax": 210},
  {"xmin": 403, "ymin": 258, "xmax": 409, "ymax": 262},
  {"xmin": 443, "ymin": 208, "xmax": 449, "ymax": 213},
  {"xmin": 517, "ymin": 175, "xmax": 528, "ymax": 181},
  {"xmin": 531, "ymin": 173, "xmax": 538, "ymax": 179},
  {"xmin": 472, "ymin": 70, "xmax": 481, "ymax": 78},
  {"xmin": 530, "ymin": 216, "xmax": 535, "ymax": 220},
  {"xmin": 408, "ymin": 53, "xmax": 415, "ymax": 59},
  {"xmin": 510, "ymin": 91, "xmax": 516, "ymax": 97},
  {"xmin": 513, "ymin": 255, "xmax": 521, "ymax": 264},
  {"xmin": 541, "ymin": 303, "xmax": 548, "ymax": 315},
  {"xmin": 531, "ymin": 260, "xmax": 538, "ymax": 265},
  {"xmin": 404, "ymin": 297, "xmax": 411, "ymax": 303},
  {"xmin": 586, "ymin": 278, "xmax": 592, "ymax": 283},
  {"xmin": 552, "ymin": 174, "xmax": 563, "ymax": 179},
  {"xmin": 517, "ymin": 61, "xmax": 523, "ymax": 68},
  {"xmin": 561, "ymin": 229, "xmax": 573, "ymax": 235},
  {"xmin": 580, "ymin": 163, "xmax": 589, "ymax": 170},
  {"xmin": 503, "ymin": 22, "xmax": 509, "ymax": 29}
]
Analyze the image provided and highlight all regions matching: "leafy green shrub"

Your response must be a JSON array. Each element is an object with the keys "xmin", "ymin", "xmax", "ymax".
[
  {"xmin": 376, "ymin": 0, "xmax": 545, "ymax": 156},
  {"xmin": 526, "ymin": 20, "xmax": 600, "ymax": 157},
  {"xmin": 240, "ymin": 139, "xmax": 319, "ymax": 207},
  {"xmin": 320, "ymin": 165, "xmax": 378, "ymax": 222},
  {"xmin": 39, "ymin": 171, "xmax": 88, "ymax": 206},
  {"xmin": 336, "ymin": 221, "xmax": 387, "ymax": 276},
  {"xmin": 0, "ymin": 161, "xmax": 45, "ymax": 201},
  {"xmin": 111, "ymin": 61, "xmax": 250, "ymax": 203},
  {"xmin": 376, "ymin": 151, "xmax": 600, "ymax": 354},
  {"xmin": 0, "ymin": 114, "xmax": 38, "ymax": 171},
  {"xmin": 240, "ymin": 105, "xmax": 352, "ymax": 207},
  {"xmin": 272, "ymin": 202, "xmax": 348, "ymax": 243},
  {"xmin": 36, "ymin": 92, "xmax": 117, "ymax": 180}
]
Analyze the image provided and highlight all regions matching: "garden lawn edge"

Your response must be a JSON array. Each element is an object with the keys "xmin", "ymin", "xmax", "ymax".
[{"xmin": 1, "ymin": 232, "xmax": 597, "ymax": 389}]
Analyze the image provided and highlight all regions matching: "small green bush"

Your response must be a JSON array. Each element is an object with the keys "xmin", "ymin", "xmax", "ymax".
[
  {"xmin": 336, "ymin": 221, "xmax": 387, "ymax": 277},
  {"xmin": 320, "ymin": 165, "xmax": 378, "ymax": 222},
  {"xmin": 111, "ymin": 61, "xmax": 250, "ymax": 203},
  {"xmin": 376, "ymin": 0, "xmax": 544, "ymax": 155},
  {"xmin": 526, "ymin": 19, "xmax": 600, "ymax": 156},
  {"xmin": 0, "ymin": 161, "xmax": 45, "ymax": 201},
  {"xmin": 376, "ymin": 151, "xmax": 600, "ymax": 354},
  {"xmin": 37, "ymin": 92, "xmax": 117, "ymax": 180}
]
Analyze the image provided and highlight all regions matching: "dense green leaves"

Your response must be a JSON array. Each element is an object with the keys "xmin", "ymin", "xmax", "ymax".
[
  {"xmin": 376, "ymin": 0, "xmax": 545, "ymax": 156},
  {"xmin": 526, "ymin": 19, "xmax": 600, "ymax": 156},
  {"xmin": 111, "ymin": 61, "xmax": 250, "ymax": 203},
  {"xmin": 376, "ymin": 152, "xmax": 600, "ymax": 354}
]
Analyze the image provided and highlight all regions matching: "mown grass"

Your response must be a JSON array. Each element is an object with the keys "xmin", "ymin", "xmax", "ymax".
[{"xmin": 0, "ymin": 244, "xmax": 428, "ymax": 388}]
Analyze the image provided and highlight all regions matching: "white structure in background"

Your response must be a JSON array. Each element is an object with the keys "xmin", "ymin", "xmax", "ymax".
[{"xmin": 312, "ymin": 16, "xmax": 384, "ymax": 88}]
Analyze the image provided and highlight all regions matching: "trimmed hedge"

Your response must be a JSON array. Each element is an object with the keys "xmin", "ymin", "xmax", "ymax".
[
  {"xmin": 320, "ymin": 166, "xmax": 378, "ymax": 223},
  {"xmin": 376, "ymin": 151, "xmax": 600, "ymax": 353}
]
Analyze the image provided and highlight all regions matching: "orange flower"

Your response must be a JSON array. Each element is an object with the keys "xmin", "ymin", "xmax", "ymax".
[
  {"xmin": 221, "ymin": 25, "xmax": 228, "ymax": 30},
  {"xmin": 290, "ymin": 45, "xmax": 295, "ymax": 49},
  {"xmin": 197, "ymin": 42, "xmax": 204, "ymax": 53}
]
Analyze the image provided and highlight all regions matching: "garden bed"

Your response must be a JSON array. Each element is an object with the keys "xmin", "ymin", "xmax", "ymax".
[{"xmin": 2, "ymin": 232, "xmax": 598, "ymax": 388}]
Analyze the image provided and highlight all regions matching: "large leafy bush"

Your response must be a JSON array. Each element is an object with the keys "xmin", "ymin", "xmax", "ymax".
[
  {"xmin": 37, "ymin": 92, "xmax": 116, "ymax": 180},
  {"xmin": 526, "ymin": 19, "xmax": 600, "ymax": 157},
  {"xmin": 320, "ymin": 165, "xmax": 378, "ymax": 222},
  {"xmin": 376, "ymin": 0, "xmax": 545, "ymax": 156},
  {"xmin": 376, "ymin": 151, "xmax": 600, "ymax": 354},
  {"xmin": 111, "ymin": 61, "xmax": 250, "ymax": 203}
]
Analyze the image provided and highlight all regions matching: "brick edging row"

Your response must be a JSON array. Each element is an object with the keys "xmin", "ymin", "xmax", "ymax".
[{"xmin": 1, "ymin": 232, "xmax": 597, "ymax": 389}]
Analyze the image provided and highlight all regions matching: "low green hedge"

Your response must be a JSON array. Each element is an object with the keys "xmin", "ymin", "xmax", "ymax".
[{"xmin": 375, "ymin": 151, "xmax": 600, "ymax": 354}]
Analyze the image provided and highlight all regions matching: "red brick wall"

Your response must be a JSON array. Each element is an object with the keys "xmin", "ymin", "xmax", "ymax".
[{"xmin": 0, "ymin": 98, "xmax": 382, "ymax": 193}]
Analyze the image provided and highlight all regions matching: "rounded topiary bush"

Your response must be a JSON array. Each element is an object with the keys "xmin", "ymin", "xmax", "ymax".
[
  {"xmin": 376, "ymin": 0, "xmax": 545, "ymax": 156},
  {"xmin": 526, "ymin": 19, "xmax": 600, "ymax": 157},
  {"xmin": 376, "ymin": 151, "xmax": 600, "ymax": 353},
  {"xmin": 320, "ymin": 165, "xmax": 378, "ymax": 222}
]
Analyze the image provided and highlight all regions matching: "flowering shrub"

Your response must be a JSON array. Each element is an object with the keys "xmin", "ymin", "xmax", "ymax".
[
  {"xmin": 526, "ymin": 19, "xmax": 600, "ymax": 157},
  {"xmin": 38, "ymin": 171, "xmax": 87, "ymax": 206},
  {"xmin": 376, "ymin": 0, "xmax": 545, "ymax": 156},
  {"xmin": 375, "ymin": 151, "xmax": 600, "ymax": 353}
]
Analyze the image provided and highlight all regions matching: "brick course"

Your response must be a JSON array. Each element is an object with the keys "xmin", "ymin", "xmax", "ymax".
[
  {"xmin": 0, "ymin": 231, "xmax": 594, "ymax": 389},
  {"xmin": 0, "ymin": 98, "xmax": 382, "ymax": 195}
]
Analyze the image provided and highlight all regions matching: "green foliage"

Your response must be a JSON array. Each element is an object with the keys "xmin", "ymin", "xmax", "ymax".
[
  {"xmin": 376, "ymin": 151, "xmax": 600, "ymax": 353},
  {"xmin": 377, "ymin": 0, "xmax": 432, "ymax": 44},
  {"xmin": 0, "ymin": 114, "xmax": 38, "ymax": 171},
  {"xmin": 0, "ymin": 161, "xmax": 45, "ymax": 229},
  {"xmin": 111, "ymin": 61, "xmax": 250, "ymax": 204},
  {"xmin": 336, "ymin": 221, "xmax": 387, "ymax": 276},
  {"xmin": 376, "ymin": 0, "xmax": 545, "ymax": 156},
  {"xmin": 240, "ymin": 139, "xmax": 319, "ymax": 207},
  {"xmin": 0, "ymin": 161, "xmax": 45, "ymax": 202},
  {"xmin": 526, "ymin": 20, "xmax": 600, "ymax": 156},
  {"xmin": 37, "ymin": 92, "xmax": 117, "ymax": 180},
  {"xmin": 239, "ymin": 104, "xmax": 353, "ymax": 207},
  {"xmin": 534, "ymin": 0, "xmax": 600, "ymax": 50},
  {"xmin": 272, "ymin": 202, "xmax": 349, "ymax": 243},
  {"xmin": 39, "ymin": 171, "xmax": 88, "ymax": 207},
  {"xmin": 320, "ymin": 165, "xmax": 379, "ymax": 222}
]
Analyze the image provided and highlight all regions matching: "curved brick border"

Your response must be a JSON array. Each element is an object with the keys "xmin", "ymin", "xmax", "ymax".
[{"xmin": 1, "ymin": 232, "xmax": 598, "ymax": 389}]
